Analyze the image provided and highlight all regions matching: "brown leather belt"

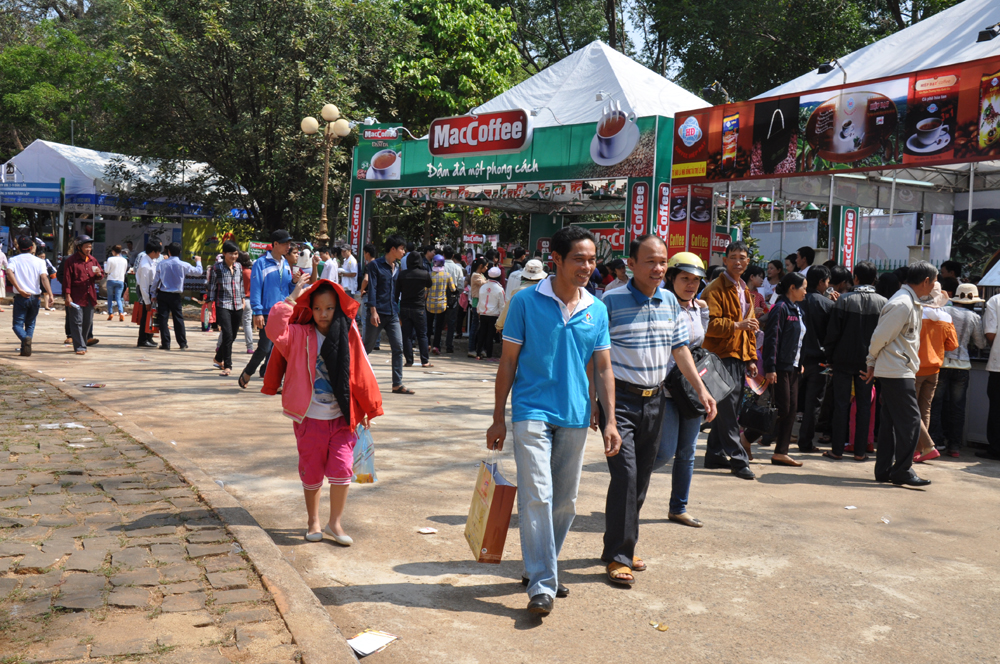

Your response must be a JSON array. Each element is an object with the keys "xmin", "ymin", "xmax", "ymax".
[{"xmin": 615, "ymin": 380, "xmax": 662, "ymax": 398}]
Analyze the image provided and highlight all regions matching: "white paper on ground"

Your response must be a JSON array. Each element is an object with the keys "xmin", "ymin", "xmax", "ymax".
[
  {"xmin": 417, "ymin": 527, "xmax": 438, "ymax": 534},
  {"xmin": 845, "ymin": 506, "xmax": 857, "ymax": 510},
  {"xmin": 347, "ymin": 630, "xmax": 398, "ymax": 657}
]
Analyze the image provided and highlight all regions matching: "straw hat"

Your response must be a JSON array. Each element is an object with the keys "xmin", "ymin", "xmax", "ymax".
[{"xmin": 951, "ymin": 283, "xmax": 985, "ymax": 304}]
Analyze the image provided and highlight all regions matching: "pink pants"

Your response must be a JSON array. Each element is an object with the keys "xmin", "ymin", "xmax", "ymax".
[{"xmin": 293, "ymin": 417, "xmax": 356, "ymax": 489}]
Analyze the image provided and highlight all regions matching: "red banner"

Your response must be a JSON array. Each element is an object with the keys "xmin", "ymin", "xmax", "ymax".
[
  {"xmin": 629, "ymin": 181, "xmax": 649, "ymax": 243},
  {"xmin": 429, "ymin": 109, "xmax": 532, "ymax": 157},
  {"xmin": 667, "ymin": 186, "xmax": 688, "ymax": 255},
  {"xmin": 671, "ymin": 53, "xmax": 1000, "ymax": 183},
  {"xmin": 349, "ymin": 194, "xmax": 363, "ymax": 254},
  {"xmin": 655, "ymin": 183, "xmax": 671, "ymax": 243}
]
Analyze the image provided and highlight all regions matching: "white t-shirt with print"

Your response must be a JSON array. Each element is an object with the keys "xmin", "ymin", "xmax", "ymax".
[{"xmin": 305, "ymin": 330, "xmax": 344, "ymax": 420}]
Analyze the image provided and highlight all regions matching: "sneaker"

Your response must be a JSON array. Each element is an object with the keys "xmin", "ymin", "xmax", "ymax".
[
  {"xmin": 468, "ymin": 352, "xmax": 478, "ymax": 358},
  {"xmin": 20, "ymin": 338, "xmax": 31, "ymax": 357},
  {"xmin": 247, "ymin": 347, "xmax": 255, "ymax": 354}
]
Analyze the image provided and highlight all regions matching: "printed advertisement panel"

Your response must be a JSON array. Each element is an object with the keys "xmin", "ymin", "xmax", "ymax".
[
  {"xmin": 671, "ymin": 54, "xmax": 1000, "ymax": 183},
  {"xmin": 626, "ymin": 179, "xmax": 651, "ymax": 244},
  {"xmin": 667, "ymin": 185, "xmax": 689, "ymax": 255},
  {"xmin": 349, "ymin": 194, "xmax": 363, "ymax": 254},
  {"xmin": 355, "ymin": 123, "xmax": 403, "ymax": 182},
  {"xmin": 838, "ymin": 206, "xmax": 860, "ymax": 270}
]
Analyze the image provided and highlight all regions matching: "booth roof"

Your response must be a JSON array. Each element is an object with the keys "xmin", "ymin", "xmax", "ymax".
[
  {"xmin": 3, "ymin": 139, "xmax": 215, "ymax": 196},
  {"xmin": 756, "ymin": 0, "xmax": 1000, "ymax": 99},
  {"xmin": 472, "ymin": 40, "xmax": 709, "ymax": 127}
]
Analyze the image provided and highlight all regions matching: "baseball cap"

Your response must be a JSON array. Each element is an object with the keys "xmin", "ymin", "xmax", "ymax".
[
  {"xmin": 270, "ymin": 229, "xmax": 293, "ymax": 244},
  {"xmin": 16, "ymin": 236, "xmax": 33, "ymax": 250},
  {"xmin": 488, "ymin": 266, "xmax": 501, "ymax": 278}
]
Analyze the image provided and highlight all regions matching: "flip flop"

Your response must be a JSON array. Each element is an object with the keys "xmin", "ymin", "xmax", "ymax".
[
  {"xmin": 392, "ymin": 385, "xmax": 415, "ymax": 395},
  {"xmin": 219, "ymin": 369, "xmax": 231, "ymax": 376},
  {"xmin": 822, "ymin": 451, "xmax": 843, "ymax": 461},
  {"xmin": 607, "ymin": 562, "xmax": 634, "ymax": 586},
  {"xmin": 238, "ymin": 372, "xmax": 251, "ymax": 389}
]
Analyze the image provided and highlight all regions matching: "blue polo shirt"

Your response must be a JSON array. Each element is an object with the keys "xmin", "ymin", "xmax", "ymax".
[{"xmin": 502, "ymin": 277, "xmax": 611, "ymax": 428}]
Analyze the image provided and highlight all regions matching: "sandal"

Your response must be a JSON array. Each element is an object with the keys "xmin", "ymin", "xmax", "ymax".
[
  {"xmin": 75, "ymin": 350, "xmax": 87, "ymax": 356},
  {"xmin": 392, "ymin": 385, "xmax": 415, "ymax": 395},
  {"xmin": 421, "ymin": 363, "xmax": 434, "ymax": 368},
  {"xmin": 668, "ymin": 512, "xmax": 704, "ymax": 528},
  {"xmin": 853, "ymin": 454, "xmax": 869, "ymax": 461},
  {"xmin": 822, "ymin": 451, "xmax": 843, "ymax": 461},
  {"xmin": 238, "ymin": 372, "xmax": 251, "ymax": 389},
  {"xmin": 607, "ymin": 562, "xmax": 634, "ymax": 586},
  {"xmin": 632, "ymin": 557, "xmax": 647, "ymax": 572},
  {"xmin": 219, "ymin": 369, "xmax": 231, "ymax": 376}
]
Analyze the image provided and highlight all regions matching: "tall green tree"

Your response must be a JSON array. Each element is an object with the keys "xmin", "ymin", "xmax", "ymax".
[
  {"xmin": 392, "ymin": 0, "xmax": 522, "ymax": 132},
  {"xmin": 631, "ymin": 0, "xmax": 962, "ymax": 100},
  {"xmin": 0, "ymin": 22, "xmax": 111, "ymax": 161},
  {"xmin": 102, "ymin": 0, "xmax": 419, "ymax": 236}
]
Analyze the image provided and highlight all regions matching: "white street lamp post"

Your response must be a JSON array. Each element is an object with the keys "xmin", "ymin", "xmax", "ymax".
[{"xmin": 301, "ymin": 104, "xmax": 353, "ymax": 243}]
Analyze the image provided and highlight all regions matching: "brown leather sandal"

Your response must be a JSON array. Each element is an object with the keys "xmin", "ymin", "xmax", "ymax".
[
  {"xmin": 607, "ymin": 562, "xmax": 634, "ymax": 586},
  {"xmin": 632, "ymin": 557, "xmax": 647, "ymax": 572}
]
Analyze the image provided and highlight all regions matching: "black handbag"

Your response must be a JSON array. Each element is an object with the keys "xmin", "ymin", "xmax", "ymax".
[
  {"xmin": 738, "ymin": 386, "xmax": 778, "ymax": 434},
  {"xmin": 664, "ymin": 346, "xmax": 737, "ymax": 420}
]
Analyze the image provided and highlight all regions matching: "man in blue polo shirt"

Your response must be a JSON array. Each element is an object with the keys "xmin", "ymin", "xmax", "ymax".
[
  {"xmin": 488, "ymin": 225, "xmax": 621, "ymax": 617},
  {"xmin": 600, "ymin": 235, "xmax": 716, "ymax": 586}
]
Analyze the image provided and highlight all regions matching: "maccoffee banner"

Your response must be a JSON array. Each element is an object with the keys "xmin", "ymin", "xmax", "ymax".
[
  {"xmin": 672, "ymin": 54, "xmax": 1000, "ymax": 183},
  {"xmin": 652, "ymin": 184, "xmax": 712, "ymax": 261},
  {"xmin": 353, "ymin": 115, "xmax": 667, "ymax": 189}
]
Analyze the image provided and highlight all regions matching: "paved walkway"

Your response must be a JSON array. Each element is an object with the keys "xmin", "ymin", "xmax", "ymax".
[
  {"xmin": 0, "ymin": 365, "xmax": 298, "ymax": 663},
  {"xmin": 4, "ymin": 311, "xmax": 1000, "ymax": 663}
]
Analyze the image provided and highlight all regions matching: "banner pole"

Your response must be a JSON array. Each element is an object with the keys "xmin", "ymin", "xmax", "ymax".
[
  {"xmin": 685, "ymin": 185, "xmax": 692, "ymax": 252},
  {"xmin": 827, "ymin": 175, "xmax": 835, "ymax": 257},
  {"xmin": 726, "ymin": 182, "xmax": 732, "ymax": 236},
  {"xmin": 968, "ymin": 162, "xmax": 975, "ymax": 233}
]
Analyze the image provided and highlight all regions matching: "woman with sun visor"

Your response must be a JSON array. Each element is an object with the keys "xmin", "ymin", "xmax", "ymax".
[{"xmin": 652, "ymin": 252, "xmax": 712, "ymax": 528}]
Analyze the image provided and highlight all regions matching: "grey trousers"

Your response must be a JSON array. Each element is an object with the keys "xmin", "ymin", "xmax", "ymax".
[
  {"xmin": 874, "ymin": 377, "xmax": 920, "ymax": 481},
  {"xmin": 705, "ymin": 357, "xmax": 750, "ymax": 470},
  {"xmin": 68, "ymin": 304, "xmax": 94, "ymax": 352}
]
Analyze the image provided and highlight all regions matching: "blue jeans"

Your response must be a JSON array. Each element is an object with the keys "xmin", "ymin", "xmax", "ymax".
[
  {"xmin": 511, "ymin": 420, "xmax": 588, "ymax": 600},
  {"xmin": 106, "ymin": 280, "xmax": 125, "ymax": 314},
  {"xmin": 652, "ymin": 397, "xmax": 700, "ymax": 514},
  {"xmin": 363, "ymin": 310, "xmax": 404, "ymax": 387},
  {"xmin": 12, "ymin": 294, "xmax": 40, "ymax": 343}
]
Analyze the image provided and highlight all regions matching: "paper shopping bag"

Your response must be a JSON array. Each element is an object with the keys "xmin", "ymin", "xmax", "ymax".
[
  {"xmin": 131, "ymin": 303, "xmax": 143, "ymax": 325},
  {"xmin": 145, "ymin": 306, "xmax": 159, "ymax": 334},
  {"xmin": 464, "ymin": 459, "xmax": 516, "ymax": 564},
  {"xmin": 352, "ymin": 425, "xmax": 377, "ymax": 484}
]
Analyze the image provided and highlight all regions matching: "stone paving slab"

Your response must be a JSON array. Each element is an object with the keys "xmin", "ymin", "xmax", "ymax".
[{"xmin": 0, "ymin": 365, "xmax": 301, "ymax": 663}]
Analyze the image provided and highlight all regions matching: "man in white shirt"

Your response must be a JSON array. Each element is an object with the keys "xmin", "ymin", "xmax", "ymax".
[
  {"xmin": 5, "ymin": 235, "xmax": 53, "ymax": 356},
  {"xmin": 977, "ymin": 293, "xmax": 1000, "ymax": 461},
  {"xmin": 796, "ymin": 246, "xmax": 814, "ymax": 277},
  {"xmin": 320, "ymin": 247, "xmax": 340, "ymax": 284},
  {"xmin": 337, "ymin": 246, "xmax": 358, "ymax": 295},
  {"xmin": 152, "ymin": 242, "xmax": 203, "ymax": 350},
  {"xmin": 104, "ymin": 244, "xmax": 130, "ymax": 321},
  {"xmin": 134, "ymin": 240, "xmax": 162, "ymax": 347}
]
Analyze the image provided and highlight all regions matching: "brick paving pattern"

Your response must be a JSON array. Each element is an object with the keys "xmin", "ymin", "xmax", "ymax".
[{"xmin": 0, "ymin": 366, "xmax": 300, "ymax": 663}]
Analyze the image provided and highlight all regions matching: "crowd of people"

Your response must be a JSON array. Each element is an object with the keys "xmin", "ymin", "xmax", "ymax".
[{"xmin": 3, "ymin": 225, "xmax": 1000, "ymax": 617}]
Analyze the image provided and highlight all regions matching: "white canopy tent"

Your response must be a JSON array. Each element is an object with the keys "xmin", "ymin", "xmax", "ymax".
[
  {"xmin": 0, "ymin": 139, "xmax": 215, "ymax": 215},
  {"xmin": 712, "ymin": 0, "xmax": 1000, "ymax": 228},
  {"xmin": 472, "ymin": 40, "xmax": 709, "ymax": 127},
  {"xmin": 757, "ymin": 0, "xmax": 1000, "ymax": 99}
]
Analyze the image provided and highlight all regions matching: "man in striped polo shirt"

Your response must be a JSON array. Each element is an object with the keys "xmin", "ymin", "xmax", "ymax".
[{"xmin": 600, "ymin": 234, "xmax": 717, "ymax": 586}]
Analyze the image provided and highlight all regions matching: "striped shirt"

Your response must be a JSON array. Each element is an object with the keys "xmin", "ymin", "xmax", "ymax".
[{"xmin": 603, "ymin": 280, "xmax": 689, "ymax": 387}]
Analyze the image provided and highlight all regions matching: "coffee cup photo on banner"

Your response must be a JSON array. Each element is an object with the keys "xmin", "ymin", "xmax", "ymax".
[{"xmin": 590, "ymin": 102, "xmax": 640, "ymax": 167}]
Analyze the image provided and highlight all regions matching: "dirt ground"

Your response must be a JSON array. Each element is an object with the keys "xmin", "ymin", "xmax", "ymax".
[{"xmin": 10, "ymin": 312, "xmax": 1000, "ymax": 663}]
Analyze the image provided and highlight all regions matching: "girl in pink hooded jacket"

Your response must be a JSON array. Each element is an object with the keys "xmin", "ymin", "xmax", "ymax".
[{"xmin": 266, "ymin": 278, "xmax": 383, "ymax": 545}]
